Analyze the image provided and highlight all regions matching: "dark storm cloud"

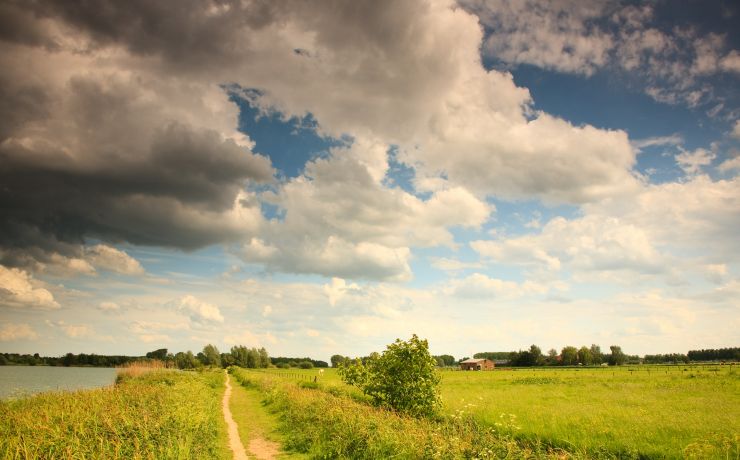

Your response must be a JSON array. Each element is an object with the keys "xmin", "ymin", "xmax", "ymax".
[
  {"xmin": 22, "ymin": 0, "xmax": 283, "ymax": 71},
  {"xmin": 0, "ymin": 0, "xmax": 274, "ymax": 268}
]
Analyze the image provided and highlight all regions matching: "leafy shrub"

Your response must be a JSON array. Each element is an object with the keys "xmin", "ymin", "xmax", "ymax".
[{"xmin": 338, "ymin": 334, "xmax": 441, "ymax": 417}]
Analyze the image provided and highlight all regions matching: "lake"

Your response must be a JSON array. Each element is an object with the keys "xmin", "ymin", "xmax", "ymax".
[{"xmin": 0, "ymin": 366, "xmax": 117, "ymax": 399}]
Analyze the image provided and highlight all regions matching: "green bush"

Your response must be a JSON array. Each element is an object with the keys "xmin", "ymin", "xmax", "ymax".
[{"xmin": 338, "ymin": 334, "xmax": 441, "ymax": 417}]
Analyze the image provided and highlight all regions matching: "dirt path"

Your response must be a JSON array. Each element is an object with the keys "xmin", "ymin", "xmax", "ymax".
[
  {"xmin": 223, "ymin": 371, "xmax": 282, "ymax": 460},
  {"xmin": 223, "ymin": 372, "xmax": 248, "ymax": 460}
]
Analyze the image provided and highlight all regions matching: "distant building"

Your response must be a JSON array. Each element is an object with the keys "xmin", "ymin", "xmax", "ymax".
[{"xmin": 460, "ymin": 358, "xmax": 495, "ymax": 371}]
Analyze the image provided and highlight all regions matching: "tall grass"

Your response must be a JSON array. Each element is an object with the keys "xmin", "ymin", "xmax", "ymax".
[
  {"xmin": 0, "ymin": 369, "xmax": 229, "ymax": 459},
  {"xmin": 115, "ymin": 359, "xmax": 172, "ymax": 381},
  {"xmin": 230, "ymin": 368, "xmax": 581, "ymax": 459}
]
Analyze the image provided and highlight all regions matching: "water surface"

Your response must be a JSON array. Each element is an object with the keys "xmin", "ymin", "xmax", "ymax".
[{"xmin": 0, "ymin": 366, "xmax": 116, "ymax": 399}]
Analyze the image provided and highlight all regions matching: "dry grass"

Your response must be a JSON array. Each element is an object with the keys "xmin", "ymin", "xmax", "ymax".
[{"xmin": 116, "ymin": 359, "xmax": 173, "ymax": 380}]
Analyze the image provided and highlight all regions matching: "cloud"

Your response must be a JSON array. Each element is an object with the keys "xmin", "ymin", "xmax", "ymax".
[
  {"xmin": 718, "ymin": 156, "xmax": 740, "ymax": 174},
  {"xmin": 0, "ymin": 323, "xmax": 39, "ymax": 341},
  {"xmin": 473, "ymin": 175, "xmax": 739, "ymax": 287},
  {"xmin": 177, "ymin": 295, "xmax": 224, "ymax": 324},
  {"xmin": 444, "ymin": 273, "xmax": 535, "ymax": 299},
  {"xmin": 462, "ymin": 0, "xmax": 613, "ymax": 76},
  {"xmin": 223, "ymin": 329, "xmax": 276, "ymax": 348},
  {"xmin": 675, "ymin": 148, "xmax": 716, "ymax": 175},
  {"xmin": 0, "ymin": 0, "xmax": 649, "ymax": 283},
  {"xmin": 460, "ymin": 0, "xmax": 739, "ymax": 112},
  {"xmin": 732, "ymin": 120, "xmax": 740, "ymax": 140},
  {"xmin": 704, "ymin": 264, "xmax": 727, "ymax": 284},
  {"xmin": 62, "ymin": 324, "xmax": 93, "ymax": 338},
  {"xmin": 45, "ymin": 320, "xmax": 94, "ymax": 338},
  {"xmin": 323, "ymin": 278, "xmax": 360, "ymax": 307},
  {"xmin": 430, "ymin": 258, "xmax": 483, "ymax": 272},
  {"xmin": 98, "ymin": 301, "xmax": 120, "ymax": 312},
  {"xmin": 241, "ymin": 143, "xmax": 491, "ymax": 281},
  {"xmin": 631, "ymin": 134, "xmax": 683, "ymax": 151},
  {"xmin": 84, "ymin": 245, "xmax": 144, "ymax": 275},
  {"xmin": 127, "ymin": 320, "xmax": 188, "ymax": 344},
  {"xmin": 0, "ymin": 265, "xmax": 59, "ymax": 308},
  {"xmin": 0, "ymin": 4, "xmax": 273, "ymax": 269},
  {"xmin": 139, "ymin": 334, "xmax": 172, "ymax": 344}
]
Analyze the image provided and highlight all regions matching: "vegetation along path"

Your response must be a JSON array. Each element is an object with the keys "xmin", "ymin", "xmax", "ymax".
[
  {"xmin": 224, "ymin": 370, "xmax": 296, "ymax": 460},
  {"xmin": 223, "ymin": 371, "xmax": 249, "ymax": 460}
]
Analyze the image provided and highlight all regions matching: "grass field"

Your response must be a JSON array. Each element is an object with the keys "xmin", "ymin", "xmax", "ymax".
[
  {"xmin": 247, "ymin": 365, "xmax": 740, "ymax": 458},
  {"xmin": 1, "ymin": 364, "xmax": 735, "ymax": 459},
  {"xmin": 0, "ymin": 369, "xmax": 229, "ymax": 459},
  {"xmin": 231, "ymin": 367, "xmax": 557, "ymax": 459}
]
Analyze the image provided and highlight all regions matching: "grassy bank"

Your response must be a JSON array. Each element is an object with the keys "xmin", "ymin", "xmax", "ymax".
[
  {"xmin": 0, "ymin": 369, "xmax": 229, "ymax": 459},
  {"xmin": 241, "ymin": 366, "xmax": 739, "ymax": 458}
]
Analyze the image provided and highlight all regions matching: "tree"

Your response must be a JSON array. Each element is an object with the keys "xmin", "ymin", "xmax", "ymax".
[
  {"xmin": 174, "ymin": 350, "xmax": 201, "ymax": 369},
  {"xmin": 609, "ymin": 345, "xmax": 626, "ymax": 366},
  {"xmin": 578, "ymin": 346, "xmax": 593, "ymax": 365},
  {"xmin": 590, "ymin": 344, "xmax": 602, "ymax": 364},
  {"xmin": 202, "ymin": 344, "xmax": 221, "ymax": 367},
  {"xmin": 246, "ymin": 349, "xmax": 260, "ymax": 368},
  {"xmin": 529, "ymin": 345, "xmax": 544, "ymax": 366},
  {"xmin": 146, "ymin": 348, "xmax": 168, "ymax": 361},
  {"xmin": 433, "ymin": 354, "xmax": 455, "ymax": 367},
  {"xmin": 561, "ymin": 346, "xmax": 578, "ymax": 366},
  {"xmin": 338, "ymin": 334, "xmax": 441, "ymax": 417},
  {"xmin": 221, "ymin": 352, "xmax": 235, "ymax": 368},
  {"xmin": 63, "ymin": 353, "xmax": 76, "ymax": 367},
  {"xmin": 546, "ymin": 348, "xmax": 558, "ymax": 365},
  {"xmin": 473, "ymin": 352, "xmax": 511, "ymax": 361},
  {"xmin": 258, "ymin": 347, "xmax": 270, "ymax": 368},
  {"xmin": 331, "ymin": 354, "xmax": 350, "ymax": 367},
  {"xmin": 231, "ymin": 345, "xmax": 248, "ymax": 367}
]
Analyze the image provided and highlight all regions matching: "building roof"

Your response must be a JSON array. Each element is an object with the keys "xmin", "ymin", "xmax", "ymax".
[{"xmin": 460, "ymin": 358, "xmax": 487, "ymax": 363}]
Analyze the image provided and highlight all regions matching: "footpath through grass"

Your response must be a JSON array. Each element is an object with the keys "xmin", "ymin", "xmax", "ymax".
[
  {"xmin": 228, "ymin": 373, "xmax": 307, "ymax": 459},
  {"xmin": 0, "ymin": 369, "xmax": 229, "ymax": 459}
]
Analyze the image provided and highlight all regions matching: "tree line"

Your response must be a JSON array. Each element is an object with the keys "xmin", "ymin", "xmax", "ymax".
[
  {"xmin": 0, "ymin": 352, "xmax": 138, "ymax": 367},
  {"xmin": 471, "ymin": 344, "xmax": 632, "ymax": 366},
  {"xmin": 687, "ymin": 347, "xmax": 739, "ymax": 362},
  {"xmin": 1, "ymin": 345, "xmax": 326, "ymax": 369}
]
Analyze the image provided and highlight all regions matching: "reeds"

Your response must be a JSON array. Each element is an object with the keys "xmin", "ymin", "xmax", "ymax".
[{"xmin": 116, "ymin": 359, "xmax": 173, "ymax": 381}]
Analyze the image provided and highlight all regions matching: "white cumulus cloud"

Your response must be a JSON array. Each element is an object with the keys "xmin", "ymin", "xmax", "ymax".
[
  {"xmin": 177, "ymin": 295, "xmax": 224, "ymax": 324},
  {"xmin": 0, "ymin": 265, "xmax": 59, "ymax": 309}
]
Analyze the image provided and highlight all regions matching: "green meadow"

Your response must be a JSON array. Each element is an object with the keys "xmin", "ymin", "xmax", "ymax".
[
  {"xmin": 0, "ymin": 369, "xmax": 229, "ymax": 459},
  {"xmin": 440, "ymin": 366, "xmax": 739, "ymax": 458},
  {"xmin": 0, "ymin": 364, "xmax": 737, "ymax": 459},
  {"xmin": 246, "ymin": 365, "xmax": 740, "ymax": 459}
]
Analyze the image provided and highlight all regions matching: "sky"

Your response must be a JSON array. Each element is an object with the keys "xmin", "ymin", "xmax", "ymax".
[{"xmin": 0, "ymin": 0, "xmax": 738, "ymax": 361}]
